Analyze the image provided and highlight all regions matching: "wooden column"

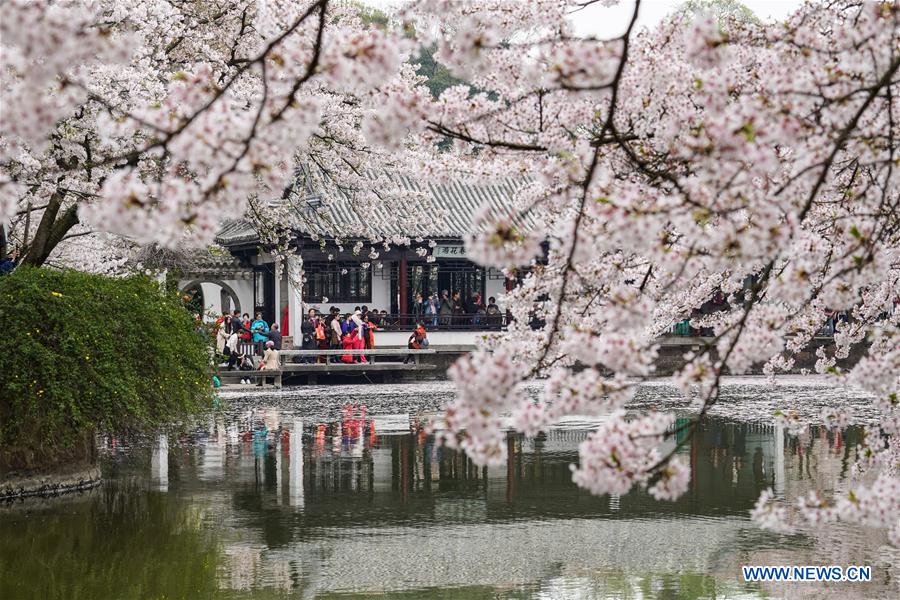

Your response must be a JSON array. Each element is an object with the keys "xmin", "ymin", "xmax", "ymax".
[
  {"xmin": 398, "ymin": 255, "xmax": 408, "ymax": 326},
  {"xmin": 505, "ymin": 274, "xmax": 516, "ymax": 326},
  {"xmin": 287, "ymin": 255, "xmax": 303, "ymax": 347},
  {"xmin": 273, "ymin": 256, "xmax": 281, "ymax": 332}
]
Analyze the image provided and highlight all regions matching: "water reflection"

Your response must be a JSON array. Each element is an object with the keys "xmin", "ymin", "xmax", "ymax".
[{"xmin": 1, "ymin": 401, "xmax": 896, "ymax": 599}]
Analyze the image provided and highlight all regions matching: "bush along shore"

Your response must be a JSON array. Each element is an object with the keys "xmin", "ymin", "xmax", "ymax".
[{"xmin": 0, "ymin": 268, "xmax": 213, "ymax": 492}]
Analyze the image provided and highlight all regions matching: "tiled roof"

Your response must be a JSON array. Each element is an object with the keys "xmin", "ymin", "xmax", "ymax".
[
  {"xmin": 216, "ymin": 172, "xmax": 530, "ymax": 247},
  {"xmin": 216, "ymin": 220, "xmax": 260, "ymax": 246}
]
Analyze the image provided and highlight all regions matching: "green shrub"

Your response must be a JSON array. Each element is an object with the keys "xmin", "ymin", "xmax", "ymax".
[{"xmin": 0, "ymin": 268, "xmax": 213, "ymax": 473}]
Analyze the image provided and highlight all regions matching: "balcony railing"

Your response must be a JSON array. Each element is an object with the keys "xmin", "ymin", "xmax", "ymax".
[{"xmin": 364, "ymin": 313, "xmax": 508, "ymax": 331}]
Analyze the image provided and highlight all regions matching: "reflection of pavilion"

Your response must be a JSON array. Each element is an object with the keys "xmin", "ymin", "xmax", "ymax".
[
  {"xmin": 164, "ymin": 413, "xmax": 825, "ymax": 596},
  {"xmin": 163, "ymin": 413, "xmax": 797, "ymax": 524}
]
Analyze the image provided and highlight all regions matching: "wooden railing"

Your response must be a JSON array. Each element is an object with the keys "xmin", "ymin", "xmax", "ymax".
[
  {"xmin": 218, "ymin": 348, "xmax": 438, "ymax": 388},
  {"xmin": 279, "ymin": 348, "xmax": 436, "ymax": 365}
]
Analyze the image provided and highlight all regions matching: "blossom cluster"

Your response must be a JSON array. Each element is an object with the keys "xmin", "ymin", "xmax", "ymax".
[{"xmin": 570, "ymin": 409, "xmax": 688, "ymax": 501}]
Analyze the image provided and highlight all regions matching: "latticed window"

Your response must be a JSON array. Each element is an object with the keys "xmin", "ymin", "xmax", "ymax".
[
  {"xmin": 302, "ymin": 263, "xmax": 371, "ymax": 303},
  {"xmin": 407, "ymin": 260, "xmax": 484, "ymax": 304}
]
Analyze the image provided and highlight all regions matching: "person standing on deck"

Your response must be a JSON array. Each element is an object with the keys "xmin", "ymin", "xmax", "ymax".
[
  {"xmin": 451, "ymin": 291, "xmax": 465, "ymax": 327},
  {"xmin": 213, "ymin": 312, "xmax": 227, "ymax": 337},
  {"xmin": 351, "ymin": 309, "xmax": 367, "ymax": 362},
  {"xmin": 215, "ymin": 315, "xmax": 230, "ymax": 353},
  {"xmin": 439, "ymin": 290, "xmax": 452, "ymax": 328},
  {"xmin": 300, "ymin": 308, "xmax": 317, "ymax": 363},
  {"xmin": 265, "ymin": 323, "xmax": 282, "ymax": 350},
  {"xmin": 251, "ymin": 312, "xmax": 270, "ymax": 356},
  {"xmin": 315, "ymin": 317, "xmax": 329, "ymax": 362},
  {"xmin": 425, "ymin": 293, "xmax": 439, "ymax": 328},
  {"xmin": 229, "ymin": 310, "xmax": 242, "ymax": 338},
  {"xmin": 239, "ymin": 312, "xmax": 252, "ymax": 349},
  {"xmin": 471, "ymin": 292, "xmax": 485, "ymax": 326},
  {"xmin": 363, "ymin": 313, "xmax": 379, "ymax": 349},
  {"xmin": 411, "ymin": 292, "xmax": 424, "ymax": 322},
  {"xmin": 225, "ymin": 329, "xmax": 241, "ymax": 370},
  {"xmin": 329, "ymin": 311, "xmax": 343, "ymax": 362},
  {"xmin": 486, "ymin": 296, "xmax": 501, "ymax": 329}
]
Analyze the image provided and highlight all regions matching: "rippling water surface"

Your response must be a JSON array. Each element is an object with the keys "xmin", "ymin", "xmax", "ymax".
[{"xmin": 1, "ymin": 378, "xmax": 897, "ymax": 599}]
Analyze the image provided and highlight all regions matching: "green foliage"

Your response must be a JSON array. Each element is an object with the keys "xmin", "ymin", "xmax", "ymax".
[
  {"xmin": 679, "ymin": 0, "xmax": 760, "ymax": 24},
  {"xmin": 414, "ymin": 44, "xmax": 467, "ymax": 99},
  {"xmin": 0, "ymin": 268, "xmax": 213, "ymax": 473}
]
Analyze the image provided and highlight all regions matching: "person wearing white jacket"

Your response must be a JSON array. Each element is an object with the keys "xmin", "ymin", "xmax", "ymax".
[
  {"xmin": 225, "ymin": 330, "xmax": 241, "ymax": 372},
  {"xmin": 215, "ymin": 317, "xmax": 230, "ymax": 353},
  {"xmin": 351, "ymin": 310, "xmax": 364, "ymax": 339}
]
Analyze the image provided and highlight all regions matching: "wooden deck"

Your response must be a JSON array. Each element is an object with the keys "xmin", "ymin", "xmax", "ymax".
[{"xmin": 217, "ymin": 348, "xmax": 437, "ymax": 387}]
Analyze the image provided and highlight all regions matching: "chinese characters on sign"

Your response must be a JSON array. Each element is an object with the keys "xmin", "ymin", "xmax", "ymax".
[{"xmin": 433, "ymin": 245, "xmax": 467, "ymax": 258}]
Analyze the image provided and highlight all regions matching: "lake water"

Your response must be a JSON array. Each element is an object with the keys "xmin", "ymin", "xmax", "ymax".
[{"xmin": 1, "ymin": 378, "xmax": 897, "ymax": 599}]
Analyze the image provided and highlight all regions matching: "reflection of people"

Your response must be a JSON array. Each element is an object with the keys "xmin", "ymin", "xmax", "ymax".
[{"xmin": 752, "ymin": 446, "xmax": 765, "ymax": 488}]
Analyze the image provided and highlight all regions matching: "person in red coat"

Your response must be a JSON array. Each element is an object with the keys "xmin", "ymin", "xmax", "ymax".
[{"xmin": 341, "ymin": 331, "xmax": 356, "ymax": 363}]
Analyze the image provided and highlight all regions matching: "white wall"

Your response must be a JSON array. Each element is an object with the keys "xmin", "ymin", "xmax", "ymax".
[
  {"xmin": 485, "ymin": 278, "xmax": 506, "ymax": 307},
  {"xmin": 199, "ymin": 282, "xmax": 222, "ymax": 319},
  {"xmin": 376, "ymin": 330, "xmax": 483, "ymax": 347},
  {"xmin": 178, "ymin": 277, "xmax": 254, "ymax": 321},
  {"xmin": 230, "ymin": 279, "xmax": 254, "ymax": 316}
]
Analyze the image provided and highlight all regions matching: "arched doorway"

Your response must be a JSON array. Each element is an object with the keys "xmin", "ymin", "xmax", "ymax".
[
  {"xmin": 180, "ymin": 284, "xmax": 204, "ymax": 317},
  {"xmin": 179, "ymin": 279, "xmax": 241, "ymax": 320}
]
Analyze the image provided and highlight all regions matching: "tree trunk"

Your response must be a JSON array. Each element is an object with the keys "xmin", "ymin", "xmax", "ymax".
[{"xmin": 21, "ymin": 191, "xmax": 80, "ymax": 267}]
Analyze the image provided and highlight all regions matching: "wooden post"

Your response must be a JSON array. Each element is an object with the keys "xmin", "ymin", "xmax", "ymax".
[
  {"xmin": 274, "ymin": 256, "xmax": 281, "ymax": 334},
  {"xmin": 398, "ymin": 255, "xmax": 408, "ymax": 327},
  {"xmin": 505, "ymin": 274, "xmax": 516, "ymax": 326}
]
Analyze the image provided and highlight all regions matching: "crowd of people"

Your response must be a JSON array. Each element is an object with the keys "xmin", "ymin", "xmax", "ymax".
[
  {"xmin": 297, "ymin": 305, "xmax": 429, "ymax": 364},
  {"xmin": 212, "ymin": 310, "xmax": 282, "ymax": 384},
  {"xmin": 202, "ymin": 291, "xmax": 513, "ymax": 384},
  {"xmin": 208, "ymin": 305, "xmax": 431, "ymax": 376},
  {"xmin": 409, "ymin": 290, "xmax": 502, "ymax": 328}
]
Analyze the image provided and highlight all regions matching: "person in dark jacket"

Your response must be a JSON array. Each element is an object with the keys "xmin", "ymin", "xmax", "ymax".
[
  {"xmin": 265, "ymin": 323, "xmax": 283, "ymax": 350},
  {"xmin": 451, "ymin": 291, "xmax": 466, "ymax": 327},
  {"xmin": 439, "ymin": 290, "xmax": 453, "ymax": 328},
  {"xmin": 300, "ymin": 309, "xmax": 317, "ymax": 363}
]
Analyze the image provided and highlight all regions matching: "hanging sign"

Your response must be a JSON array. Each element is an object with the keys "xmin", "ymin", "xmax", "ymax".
[{"xmin": 433, "ymin": 245, "xmax": 467, "ymax": 258}]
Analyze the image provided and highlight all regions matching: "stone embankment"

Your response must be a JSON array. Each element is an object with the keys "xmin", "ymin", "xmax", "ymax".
[{"xmin": 0, "ymin": 466, "xmax": 101, "ymax": 501}]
